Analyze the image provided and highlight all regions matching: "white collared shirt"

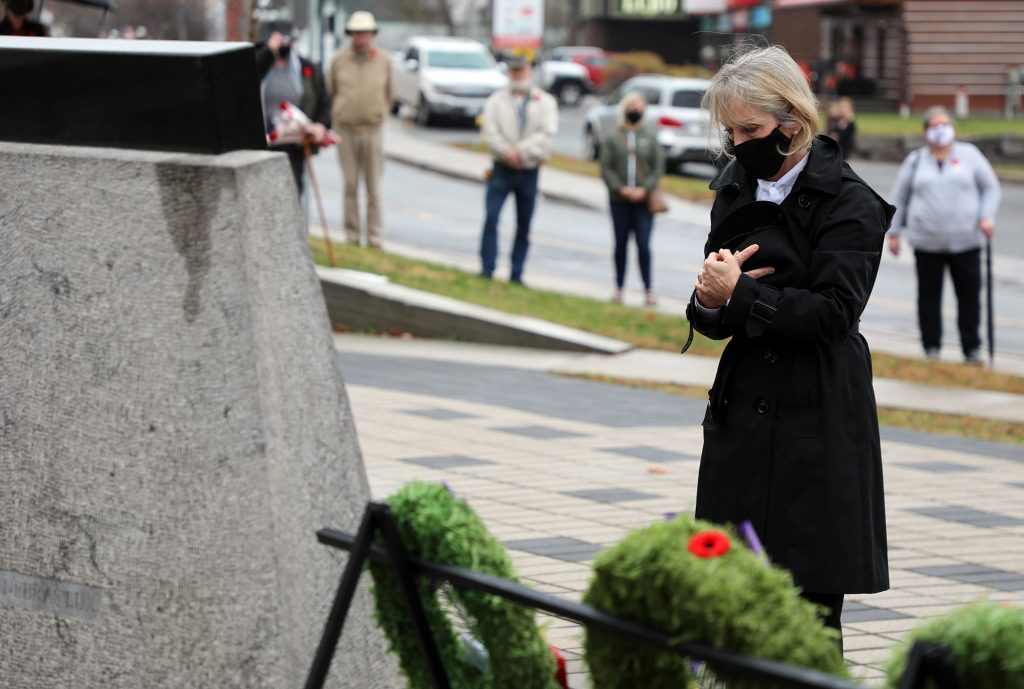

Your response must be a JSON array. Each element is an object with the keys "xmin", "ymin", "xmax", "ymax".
[{"xmin": 755, "ymin": 152, "xmax": 809, "ymax": 205}]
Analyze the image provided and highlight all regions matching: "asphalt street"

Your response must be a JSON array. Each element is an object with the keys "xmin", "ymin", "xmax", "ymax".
[{"xmin": 309, "ymin": 106, "xmax": 1024, "ymax": 365}]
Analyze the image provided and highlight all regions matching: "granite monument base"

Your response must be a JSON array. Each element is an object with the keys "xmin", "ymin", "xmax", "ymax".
[{"xmin": 0, "ymin": 144, "xmax": 400, "ymax": 689}]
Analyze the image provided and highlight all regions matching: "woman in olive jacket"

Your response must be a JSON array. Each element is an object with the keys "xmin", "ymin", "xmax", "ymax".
[
  {"xmin": 599, "ymin": 92, "xmax": 665, "ymax": 306},
  {"xmin": 686, "ymin": 46, "xmax": 895, "ymax": 645}
]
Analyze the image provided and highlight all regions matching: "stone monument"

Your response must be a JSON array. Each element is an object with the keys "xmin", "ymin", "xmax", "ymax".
[{"xmin": 0, "ymin": 38, "xmax": 399, "ymax": 689}]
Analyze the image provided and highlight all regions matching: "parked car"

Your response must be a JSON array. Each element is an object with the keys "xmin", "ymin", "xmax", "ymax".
[
  {"xmin": 545, "ymin": 46, "xmax": 614, "ymax": 91},
  {"xmin": 573, "ymin": 51, "xmax": 615, "ymax": 90},
  {"xmin": 537, "ymin": 56, "xmax": 593, "ymax": 107},
  {"xmin": 546, "ymin": 46, "xmax": 605, "ymax": 63},
  {"xmin": 392, "ymin": 36, "xmax": 508, "ymax": 126},
  {"xmin": 583, "ymin": 75, "xmax": 716, "ymax": 172}
]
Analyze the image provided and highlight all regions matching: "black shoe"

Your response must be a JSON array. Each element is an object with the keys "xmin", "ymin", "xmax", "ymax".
[
  {"xmin": 509, "ymin": 276, "xmax": 525, "ymax": 286},
  {"xmin": 924, "ymin": 347, "xmax": 940, "ymax": 361},
  {"xmin": 479, "ymin": 272, "xmax": 493, "ymax": 280},
  {"xmin": 964, "ymin": 350, "xmax": 984, "ymax": 366}
]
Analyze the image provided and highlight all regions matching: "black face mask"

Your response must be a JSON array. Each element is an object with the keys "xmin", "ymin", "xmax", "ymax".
[
  {"xmin": 731, "ymin": 127, "xmax": 792, "ymax": 180},
  {"xmin": 8, "ymin": 0, "xmax": 33, "ymax": 15},
  {"xmin": 625, "ymin": 110, "xmax": 643, "ymax": 124},
  {"xmin": 276, "ymin": 42, "xmax": 291, "ymax": 60}
]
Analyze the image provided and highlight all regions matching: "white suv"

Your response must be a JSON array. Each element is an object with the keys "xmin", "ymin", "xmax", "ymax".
[
  {"xmin": 392, "ymin": 36, "xmax": 508, "ymax": 126},
  {"xmin": 584, "ymin": 75, "xmax": 716, "ymax": 171}
]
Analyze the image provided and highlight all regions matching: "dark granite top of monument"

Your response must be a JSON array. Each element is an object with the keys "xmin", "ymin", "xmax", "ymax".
[{"xmin": 0, "ymin": 37, "xmax": 267, "ymax": 154}]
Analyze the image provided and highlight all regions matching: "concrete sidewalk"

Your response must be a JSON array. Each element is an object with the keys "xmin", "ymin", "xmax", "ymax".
[{"xmin": 334, "ymin": 333, "xmax": 1024, "ymax": 688}]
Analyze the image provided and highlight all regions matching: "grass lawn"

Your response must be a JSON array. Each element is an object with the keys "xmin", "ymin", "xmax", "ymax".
[
  {"xmin": 454, "ymin": 142, "xmax": 716, "ymax": 204},
  {"xmin": 311, "ymin": 241, "xmax": 1024, "ymax": 398},
  {"xmin": 994, "ymin": 163, "xmax": 1024, "ymax": 179},
  {"xmin": 847, "ymin": 113, "xmax": 1024, "ymax": 137}
]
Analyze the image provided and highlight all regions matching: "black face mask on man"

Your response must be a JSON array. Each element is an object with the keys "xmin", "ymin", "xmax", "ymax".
[
  {"xmin": 625, "ymin": 110, "xmax": 643, "ymax": 125},
  {"xmin": 8, "ymin": 0, "xmax": 33, "ymax": 15},
  {"xmin": 730, "ymin": 127, "xmax": 793, "ymax": 180},
  {"xmin": 276, "ymin": 40, "xmax": 292, "ymax": 60}
]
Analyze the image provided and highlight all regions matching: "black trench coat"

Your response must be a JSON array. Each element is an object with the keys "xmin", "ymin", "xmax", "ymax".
[{"xmin": 689, "ymin": 136, "xmax": 895, "ymax": 594}]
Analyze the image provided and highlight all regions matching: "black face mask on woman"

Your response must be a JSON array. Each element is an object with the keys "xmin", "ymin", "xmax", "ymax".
[
  {"xmin": 625, "ymin": 110, "xmax": 643, "ymax": 124},
  {"xmin": 731, "ymin": 127, "xmax": 793, "ymax": 180}
]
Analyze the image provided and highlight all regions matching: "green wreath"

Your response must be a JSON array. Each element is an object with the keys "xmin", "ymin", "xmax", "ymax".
[
  {"xmin": 583, "ymin": 515, "xmax": 848, "ymax": 689},
  {"xmin": 885, "ymin": 601, "xmax": 1024, "ymax": 688},
  {"xmin": 369, "ymin": 480, "xmax": 559, "ymax": 689}
]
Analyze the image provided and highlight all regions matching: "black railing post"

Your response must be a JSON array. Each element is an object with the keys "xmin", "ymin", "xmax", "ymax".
[
  {"xmin": 897, "ymin": 641, "xmax": 960, "ymax": 689},
  {"xmin": 376, "ymin": 504, "xmax": 453, "ymax": 689},
  {"xmin": 304, "ymin": 504, "xmax": 379, "ymax": 689}
]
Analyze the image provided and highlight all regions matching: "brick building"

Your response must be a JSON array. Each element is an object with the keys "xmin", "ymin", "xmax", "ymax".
[{"xmin": 770, "ymin": 0, "xmax": 1024, "ymax": 113}]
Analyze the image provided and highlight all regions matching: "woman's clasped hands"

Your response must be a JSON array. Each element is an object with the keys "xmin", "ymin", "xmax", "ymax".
[{"xmin": 695, "ymin": 244, "xmax": 775, "ymax": 309}]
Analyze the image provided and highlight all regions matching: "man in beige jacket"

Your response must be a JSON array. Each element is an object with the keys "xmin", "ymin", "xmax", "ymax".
[
  {"xmin": 479, "ymin": 55, "xmax": 558, "ymax": 284},
  {"xmin": 328, "ymin": 11, "xmax": 392, "ymax": 247}
]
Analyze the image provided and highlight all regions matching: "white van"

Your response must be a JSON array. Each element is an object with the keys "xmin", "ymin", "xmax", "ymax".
[{"xmin": 392, "ymin": 36, "xmax": 508, "ymax": 126}]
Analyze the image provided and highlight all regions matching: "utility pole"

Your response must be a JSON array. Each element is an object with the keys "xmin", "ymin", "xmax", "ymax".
[{"xmin": 468, "ymin": 0, "xmax": 479, "ymax": 40}]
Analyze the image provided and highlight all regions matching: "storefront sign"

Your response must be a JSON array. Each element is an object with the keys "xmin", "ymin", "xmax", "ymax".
[
  {"xmin": 613, "ymin": 0, "xmax": 685, "ymax": 19},
  {"xmin": 493, "ymin": 0, "xmax": 545, "ymax": 50}
]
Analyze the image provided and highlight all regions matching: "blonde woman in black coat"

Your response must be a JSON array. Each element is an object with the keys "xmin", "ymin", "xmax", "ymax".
[{"xmin": 686, "ymin": 45, "xmax": 895, "ymax": 648}]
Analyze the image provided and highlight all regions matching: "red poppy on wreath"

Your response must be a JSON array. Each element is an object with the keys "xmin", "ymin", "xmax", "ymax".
[
  {"xmin": 688, "ymin": 530, "xmax": 730, "ymax": 558},
  {"xmin": 302, "ymin": 65, "xmax": 313, "ymax": 78}
]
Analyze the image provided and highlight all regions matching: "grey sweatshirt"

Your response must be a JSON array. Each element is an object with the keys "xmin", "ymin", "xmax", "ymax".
[{"xmin": 888, "ymin": 141, "xmax": 1001, "ymax": 253}]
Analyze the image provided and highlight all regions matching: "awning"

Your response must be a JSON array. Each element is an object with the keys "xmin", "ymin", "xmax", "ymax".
[
  {"xmin": 684, "ymin": 0, "xmax": 727, "ymax": 14},
  {"xmin": 772, "ymin": 0, "xmax": 844, "ymax": 8}
]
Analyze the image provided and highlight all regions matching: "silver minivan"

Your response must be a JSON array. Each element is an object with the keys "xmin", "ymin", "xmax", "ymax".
[{"xmin": 584, "ymin": 75, "xmax": 717, "ymax": 171}]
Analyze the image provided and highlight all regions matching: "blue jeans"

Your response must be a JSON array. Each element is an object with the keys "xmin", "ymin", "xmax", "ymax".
[
  {"xmin": 479, "ymin": 164, "xmax": 539, "ymax": 280},
  {"xmin": 610, "ymin": 201, "xmax": 654, "ymax": 290}
]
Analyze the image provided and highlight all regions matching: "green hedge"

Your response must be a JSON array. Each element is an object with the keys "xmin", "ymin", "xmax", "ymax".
[
  {"xmin": 369, "ymin": 481, "xmax": 558, "ymax": 689},
  {"xmin": 885, "ymin": 601, "xmax": 1024, "ymax": 689},
  {"xmin": 583, "ymin": 516, "xmax": 848, "ymax": 689}
]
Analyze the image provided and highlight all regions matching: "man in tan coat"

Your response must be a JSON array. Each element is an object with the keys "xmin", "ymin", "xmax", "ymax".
[
  {"xmin": 328, "ymin": 11, "xmax": 392, "ymax": 247},
  {"xmin": 479, "ymin": 55, "xmax": 558, "ymax": 283}
]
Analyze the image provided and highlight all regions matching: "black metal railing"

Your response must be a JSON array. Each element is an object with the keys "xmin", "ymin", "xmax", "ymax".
[{"xmin": 304, "ymin": 501, "xmax": 958, "ymax": 689}]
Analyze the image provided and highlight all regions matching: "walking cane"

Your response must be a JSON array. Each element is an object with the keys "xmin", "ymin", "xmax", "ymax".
[
  {"xmin": 986, "ymin": 237, "xmax": 995, "ymax": 367},
  {"xmin": 304, "ymin": 138, "xmax": 337, "ymax": 268}
]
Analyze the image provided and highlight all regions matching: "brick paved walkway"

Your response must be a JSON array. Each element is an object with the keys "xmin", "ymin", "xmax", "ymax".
[{"xmin": 337, "ymin": 340, "xmax": 1024, "ymax": 687}]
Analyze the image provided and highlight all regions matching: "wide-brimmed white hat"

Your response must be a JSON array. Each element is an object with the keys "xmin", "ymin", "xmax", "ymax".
[{"xmin": 345, "ymin": 11, "xmax": 378, "ymax": 33}]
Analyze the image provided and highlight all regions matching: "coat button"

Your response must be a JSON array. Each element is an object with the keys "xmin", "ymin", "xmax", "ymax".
[
  {"xmin": 756, "ymin": 399, "xmax": 769, "ymax": 414},
  {"xmin": 763, "ymin": 350, "xmax": 778, "ymax": 364},
  {"xmin": 798, "ymin": 195, "xmax": 811, "ymax": 208}
]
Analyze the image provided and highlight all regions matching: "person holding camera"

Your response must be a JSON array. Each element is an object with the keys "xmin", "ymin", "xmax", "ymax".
[
  {"xmin": 256, "ymin": 31, "xmax": 331, "ymax": 196},
  {"xmin": 0, "ymin": 0, "xmax": 49, "ymax": 36}
]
